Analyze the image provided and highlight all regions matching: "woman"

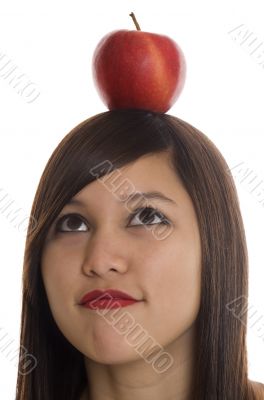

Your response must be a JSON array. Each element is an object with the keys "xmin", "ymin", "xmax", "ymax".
[{"xmin": 15, "ymin": 109, "xmax": 264, "ymax": 399}]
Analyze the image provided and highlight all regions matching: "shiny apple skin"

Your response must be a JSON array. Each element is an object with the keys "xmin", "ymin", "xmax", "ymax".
[{"xmin": 92, "ymin": 29, "xmax": 186, "ymax": 113}]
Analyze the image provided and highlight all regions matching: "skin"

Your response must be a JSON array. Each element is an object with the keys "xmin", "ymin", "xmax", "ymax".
[
  {"xmin": 41, "ymin": 151, "xmax": 202, "ymax": 400},
  {"xmin": 250, "ymin": 381, "xmax": 264, "ymax": 398}
]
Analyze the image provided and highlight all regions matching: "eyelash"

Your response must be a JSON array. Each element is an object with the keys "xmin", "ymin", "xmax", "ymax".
[{"xmin": 54, "ymin": 206, "xmax": 170, "ymax": 233}]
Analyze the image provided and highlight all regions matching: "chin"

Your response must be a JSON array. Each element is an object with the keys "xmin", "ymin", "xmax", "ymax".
[{"xmin": 84, "ymin": 342, "xmax": 145, "ymax": 366}]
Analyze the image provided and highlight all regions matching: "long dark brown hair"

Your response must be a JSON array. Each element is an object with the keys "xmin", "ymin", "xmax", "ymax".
[{"xmin": 15, "ymin": 109, "xmax": 263, "ymax": 399}]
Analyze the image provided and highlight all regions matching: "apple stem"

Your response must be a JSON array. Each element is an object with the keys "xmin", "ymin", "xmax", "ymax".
[{"xmin": 129, "ymin": 12, "xmax": 141, "ymax": 31}]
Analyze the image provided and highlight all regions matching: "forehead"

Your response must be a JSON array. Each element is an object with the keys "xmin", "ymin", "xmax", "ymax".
[{"xmin": 72, "ymin": 152, "xmax": 182, "ymax": 204}]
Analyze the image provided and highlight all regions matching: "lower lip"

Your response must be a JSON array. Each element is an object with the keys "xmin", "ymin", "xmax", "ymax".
[{"xmin": 82, "ymin": 298, "xmax": 140, "ymax": 310}]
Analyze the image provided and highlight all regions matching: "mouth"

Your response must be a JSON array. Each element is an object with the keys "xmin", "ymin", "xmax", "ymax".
[{"xmin": 79, "ymin": 289, "xmax": 142, "ymax": 310}]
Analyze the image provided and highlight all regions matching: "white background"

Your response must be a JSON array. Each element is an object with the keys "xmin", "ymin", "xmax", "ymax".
[{"xmin": 0, "ymin": 0, "xmax": 264, "ymax": 398}]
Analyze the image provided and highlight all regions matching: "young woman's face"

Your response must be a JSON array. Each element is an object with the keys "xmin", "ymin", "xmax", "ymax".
[{"xmin": 41, "ymin": 151, "xmax": 202, "ymax": 365}]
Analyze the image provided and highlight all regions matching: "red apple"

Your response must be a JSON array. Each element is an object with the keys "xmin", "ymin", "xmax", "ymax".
[{"xmin": 92, "ymin": 16, "xmax": 186, "ymax": 113}]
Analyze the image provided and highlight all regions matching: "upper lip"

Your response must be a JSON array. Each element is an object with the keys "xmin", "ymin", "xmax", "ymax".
[{"xmin": 79, "ymin": 289, "xmax": 139, "ymax": 305}]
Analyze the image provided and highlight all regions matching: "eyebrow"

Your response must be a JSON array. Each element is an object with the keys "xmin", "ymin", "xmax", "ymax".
[{"xmin": 66, "ymin": 191, "xmax": 178, "ymax": 207}]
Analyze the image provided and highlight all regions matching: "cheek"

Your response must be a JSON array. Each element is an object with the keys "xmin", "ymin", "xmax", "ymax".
[
  {"xmin": 138, "ymin": 232, "xmax": 202, "ymax": 335},
  {"xmin": 149, "ymin": 251, "xmax": 201, "ymax": 315},
  {"xmin": 40, "ymin": 243, "xmax": 81, "ymax": 309},
  {"xmin": 139, "ymin": 229, "xmax": 201, "ymax": 294}
]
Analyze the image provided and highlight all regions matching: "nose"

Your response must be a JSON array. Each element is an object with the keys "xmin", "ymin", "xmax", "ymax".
[{"xmin": 81, "ymin": 228, "xmax": 129, "ymax": 278}]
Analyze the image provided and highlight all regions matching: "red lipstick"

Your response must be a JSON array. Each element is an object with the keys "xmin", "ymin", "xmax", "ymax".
[{"xmin": 80, "ymin": 289, "xmax": 140, "ymax": 310}]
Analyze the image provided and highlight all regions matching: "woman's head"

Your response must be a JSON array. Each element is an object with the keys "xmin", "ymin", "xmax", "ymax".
[
  {"xmin": 40, "ymin": 150, "xmax": 202, "ymax": 369},
  {"xmin": 16, "ymin": 109, "xmax": 253, "ymax": 399}
]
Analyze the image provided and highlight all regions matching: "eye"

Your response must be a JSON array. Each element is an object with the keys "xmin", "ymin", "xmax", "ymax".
[
  {"xmin": 54, "ymin": 207, "xmax": 170, "ymax": 234},
  {"xmin": 54, "ymin": 213, "xmax": 88, "ymax": 233},
  {"xmin": 129, "ymin": 206, "xmax": 170, "ymax": 227}
]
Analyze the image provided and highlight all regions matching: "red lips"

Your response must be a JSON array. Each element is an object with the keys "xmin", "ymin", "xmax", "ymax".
[{"xmin": 79, "ymin": 289, "xmax": 138, "ymax": 305}]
